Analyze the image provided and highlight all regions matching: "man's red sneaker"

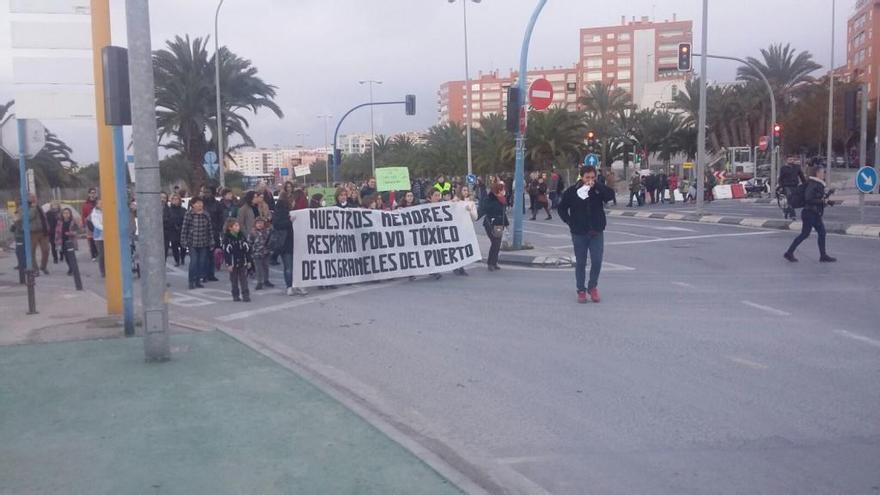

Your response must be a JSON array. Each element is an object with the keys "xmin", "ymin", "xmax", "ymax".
[
  {"xmin": 588, "ymin": 288, "xmax": 601, "ymax": 303},
  {"xmin": 577, "ymin": 291, "xmax": 587, "ymax": 304}
]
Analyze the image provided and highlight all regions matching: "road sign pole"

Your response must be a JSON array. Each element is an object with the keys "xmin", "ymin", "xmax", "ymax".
[
  {"xmin": 513, "ymin": 0, "xmax": 548, "ymax": 250},
  {"xmin": 17, "ymin": 119, "xmax": 36, "ymax": 314},
  {"xmin": 695, "ymin": 0, "xmax": 708, "ymax": 215},
  {"xmin": 126, "ymin": 0, "xmax": 170, "ymax": 361},
  {"xmin": 860, "ymin": 83, "xmax": 868, "ymax": 224},
  {"xmin": 111, "ymin": 126, "xmax": 135, "ymax": 336}
]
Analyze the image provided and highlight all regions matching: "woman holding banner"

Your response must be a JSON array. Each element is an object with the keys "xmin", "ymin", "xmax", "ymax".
[
  {"xmin": 478, "ymin": 181, "xmax": 509, "ymax": 272},
  {"xmin": 272, "ymin": 191, "xmax": 298, "ymax": 296},
  {"xmin": 452, "ymin": 186, "xmax": 480, "ymax": 276},
  {"xmin": 335, "ymin": 188, "xmax": 352, "ymax": 208}
]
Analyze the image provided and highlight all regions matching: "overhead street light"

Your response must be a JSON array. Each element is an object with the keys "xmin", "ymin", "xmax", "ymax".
[
  {"xmin": 448, "ymin": 0, "xmax": 481, "ymax": 176},
  {"xmin": 359, "ymin": 79, "xmax": 382, "ymax": 177},
  {"xmin": 214, "ymin": 0, "xmax": 226, "ymax": 187}
]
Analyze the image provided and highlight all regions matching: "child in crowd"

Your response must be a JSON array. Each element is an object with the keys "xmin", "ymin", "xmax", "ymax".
[
  {"xmin": 221, "ymin": 218, "xmax": 253, "ymax": 302},
  {"xmin": 249, "ymin": 216, "xmax": 273, "ymax": 291}
]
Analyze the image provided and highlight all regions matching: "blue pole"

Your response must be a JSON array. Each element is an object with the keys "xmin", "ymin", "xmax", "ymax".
[
  {"xmin": 17, "ymin": 119, "xmax": 37, "ymax": 314},
  {"xmin": 512, "ymin": 0, "xmax": 548, "ymax": 249},
  {"xmin": 112, "ymin": 126, "xmax": 135, "ymax": 336}
]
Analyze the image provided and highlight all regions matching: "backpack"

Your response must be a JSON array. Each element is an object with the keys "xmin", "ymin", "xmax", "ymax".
[{"xmin": 788, "ymin": 183, "xmax": 807, "ymax": 209}]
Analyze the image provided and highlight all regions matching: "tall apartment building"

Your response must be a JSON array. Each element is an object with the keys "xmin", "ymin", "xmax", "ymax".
[
  {"xmin": 438, "ymin": 16, "xmax": 693, "ymax": 125},
  {"xmin": 847, "ymin": 0, "xmax": 880, "ymax": 101},
  {"xmin": 228, "ymin": 148, "xmax": 322, "ymax": 177}
]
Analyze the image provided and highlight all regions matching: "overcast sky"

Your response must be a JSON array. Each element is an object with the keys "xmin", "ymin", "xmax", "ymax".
[{"xmin": 0, "ymin": 0, "xmax": 851, "ymax": 164}]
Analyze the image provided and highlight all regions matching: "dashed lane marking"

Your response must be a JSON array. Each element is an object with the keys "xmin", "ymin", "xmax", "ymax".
[
  {"xmin": 607, "ymin": 230, "xmax": 778, "ymax": 246},
  {"xmin": 726, "ymin": 356, "xmax": 769, "ymax": 370},
  {"xmin": 740, "ymin": 300, "xmax": 791, "ymax": 317},
  {"xmin": 833, "ymin": 329, "xmax": 880, "ymax": 349}
]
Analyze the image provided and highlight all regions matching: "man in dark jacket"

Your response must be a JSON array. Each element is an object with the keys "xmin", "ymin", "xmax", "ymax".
[
  {"xmin": 778, "ymin": 161, "xmax": 806, "ymax": 219},
  {"xmin": 784, "ymin": 166, "xmax": 836, "ymax": 263},
  {"xmin": 558, "ymin": 166, "xmax": 616, "ymax": 304},
  {"xmin": 200, "ymin": 185, "xmax": 223, "ymax": 281}
]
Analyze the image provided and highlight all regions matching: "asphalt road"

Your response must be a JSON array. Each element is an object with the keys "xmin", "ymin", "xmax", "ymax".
[
  {"xmin": 143, "ymin": 214, "xmax": 880, "ymax": 495},
  {"xmin": 614, "ymin": 198, "xmax": 880, "ymax": 225}
]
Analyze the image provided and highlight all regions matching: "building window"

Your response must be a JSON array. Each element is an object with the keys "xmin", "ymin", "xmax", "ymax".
[
  {"xmin": 584, "ymin": 45, "xmax": 602, "ymax": 55},
  {"xmin": 618, "ymin": 83, "xmax": 631, "ymax": 92},
  {"xmin": 583, "ymin": 34, "xmax": 601, "ymax": 43},
  {"xmin": 617, "ymin": 44, "xmax": 632, "ymax": 54},
  {"xmin": 606, "ymin": 33, "xmax": 615, "ymax": 39},
  {"xmin": 566, "ymin": 82, "xmax": 577, "ymax": 93},
  {"xmin": 659, "ymin": 30, "xmax": 685, "ymax": 38},
  {"xmin": 606, "ymin": 46, "xmax": 615, "ymax": 52},
  {"xmin": 585, "ymin": 57, "xmax": 603, "ymax": 68},
  {"xmin": 671, "ymin": 85, "xmax": 679, "ymax": 98},
  {"xmin": 607, "ymin": 59, "xmax": 616, "ymax": 65},
  {"xmin": 618, "ymin": 56, "xmax": 632, "ymax": 67},
  {"xmin": 658, "ymin": 56, "xmax": 678, "ymax": 65},
  {"xmin": 619, "ymin": 33, "xmax": 631, "ymax": 41},
  {"xmin": 617, "ymin": 70, "xmax": 631, "ymax": 80},
  {"xmin": 586, "ymin": 71, "xmax": 603, "ymax": 81},
  {"xmin": 658, "ymin": 43, "xmax": 679, "ymax": 52}
]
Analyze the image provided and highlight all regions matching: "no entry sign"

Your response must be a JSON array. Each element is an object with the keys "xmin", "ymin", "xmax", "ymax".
[{"xmin": 529, "ymin": 78, "xmax": 553, "ymax": 111}]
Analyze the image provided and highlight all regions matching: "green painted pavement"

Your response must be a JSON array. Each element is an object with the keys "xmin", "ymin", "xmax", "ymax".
[{"xmin": 0, "ymin": 332, "xmax": 464, "ymax": 495}]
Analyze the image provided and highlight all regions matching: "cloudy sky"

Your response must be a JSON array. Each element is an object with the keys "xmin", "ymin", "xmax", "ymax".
[{"xmin": 0, "ymin": 0, "xmax": 849, "ymax": 164}]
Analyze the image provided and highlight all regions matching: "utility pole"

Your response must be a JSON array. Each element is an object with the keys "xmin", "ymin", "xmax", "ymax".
[
  {"xmin": 695, "ymin": 0, "xmax": 708, "ymax": 215},
  {"xmin": 859, "ymin": 82, "xmax": 868, "ymax": 223},
  {"xmin": 826, "ymin": 0, "xmax": 836, "ymax": 183},
  {"xmin": 318, "ymin": 114, "xmax": 332, "ymax": 185},
  {"xmin": 126, "ymin": 0, "xmax": 170, "ymax": 361},
  {"xmin": 359, "ymin": 80, "xmax": 382, "ymax": 177},
  {"xmin": 215, "ymin": 0, "xmax": 226, "ymax": 188}
]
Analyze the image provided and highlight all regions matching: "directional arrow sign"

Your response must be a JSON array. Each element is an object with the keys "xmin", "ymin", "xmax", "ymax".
[
  {"xmin": 584, "ymin": 154, "xmax": 600, "ymax": 167},
  {"xmin": 856, "ymin": 166, "xmax": 878, "ymax": 193}
]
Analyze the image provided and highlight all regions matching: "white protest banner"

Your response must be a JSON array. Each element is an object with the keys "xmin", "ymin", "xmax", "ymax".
[{"xmin": 290, "ymin": 202, "xmax": 482, "ymax": 287}]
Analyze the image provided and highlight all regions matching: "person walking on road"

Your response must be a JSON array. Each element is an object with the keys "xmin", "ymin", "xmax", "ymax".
[
  {"xmin": 628, "ymin": 173, "xmax": 643, "ymax": 207},
  {"xmin": 181, "ymin": 197, "xmax": 215, "ymax": 289},
  {"xmin": 46, "ymin": 201, "xmax": 61, "ymax": 265},
  {"xmin": 558, "ymin": 166, "xmax": 616, "ymax": 304},
  {"xmin": 222, "ymin": 218, "xmax": 253, "ymax": 302},
  {"xmin": 200, "ymin": 185, "xmax": 223, "ymax": 282},
  {"xmin": 164, "ymin": 193, "xmax": 186, "ymax": 266},
  {"xmin": 668, "ymin": 172, "xmax": 679, "ymax": 204},
  {"xmin": 478, "ymin": 181, "xmax": 509, "ymax": 272},
  {"xmin": 658, "ymin": 173, "xmax": 669, "ymax": 204},
  {"xmin": 529, "ymin": 176, "xmax": 552, "ymax": 221},
  {"xmin": 81, "ymin": 187, "xmax": 99, "ymax": 261},
  {"xmin": 88, "ymin": 198, "xmax": 105, "ymax": 278},
  {"xmin": 55, "ymin": 207, "xmax": 80, "ymax": 277},
  {"xmin": 784, "ymin": 166, "xmax": 837, "ymax": 263}
]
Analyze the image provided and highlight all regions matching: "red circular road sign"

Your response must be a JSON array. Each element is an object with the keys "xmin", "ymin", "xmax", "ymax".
[
  {"xmin": 529, "ymin": 78, "xmax": 554, "ymax": 111},
  {"xmin": 759, "ymin": 135, "xmax": 769, "ymax": 152}
]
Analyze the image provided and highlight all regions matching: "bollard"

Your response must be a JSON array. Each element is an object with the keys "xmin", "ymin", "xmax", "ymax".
[
  {"xmin": 25, "ymin": 269, "xmax": 37, "ymax": 314},
  {"xmin": 16, "ymin": 241, "xmax": 25, "ymax": 285}
]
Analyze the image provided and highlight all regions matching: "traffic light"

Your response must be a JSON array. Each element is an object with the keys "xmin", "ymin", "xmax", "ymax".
[
  {"xmin": 405, "ymin": 94, "xmax": 416, "ymax": 116},
  {"xmin": 845, "ymin": 89, "xmax": 859, "ymax": 131},
  {"xmin": 506, "ymin": 86, "xmax": 521, "ymax": 133},
  {"xmin": 587, "ymin": 131, "xmax": 595, "ymax": 140},
  {"xmin": 773, "ymin": 123, "xmax": 782, "ymax": 146},
  {"xmin": 677, "ymin": 43, "xmax": 692, "ymax": 72}
]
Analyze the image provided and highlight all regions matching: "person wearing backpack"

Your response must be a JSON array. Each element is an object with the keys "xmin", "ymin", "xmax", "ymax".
[
  {"xmin": 784, "ymin": 165, "xmax": 836, "ymax": 263},
  {"xmin": 778, "ymin": 160, "xmax": 806, "ymax": 219}
]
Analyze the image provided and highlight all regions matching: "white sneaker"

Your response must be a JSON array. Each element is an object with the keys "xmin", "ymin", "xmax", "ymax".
[
  {"xmin": 286, "ymin": 287, "xmax": 294, "ymax": 296},
  {"xmin": 296, "ymin": 287, "xmax": 309, "ymax": 296}
]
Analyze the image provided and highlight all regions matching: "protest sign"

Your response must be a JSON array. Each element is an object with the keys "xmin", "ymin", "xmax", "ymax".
[
  {"xmin": 305, "ymin": 187, "xmax": 337, "ymax": 205},
  {"xmin": 375, "ymin": 167, "xmax": 411, "ymax": 192},
  {"xmin": 290, "ymin": 202, "xmax": 481, "ymax": 287}
]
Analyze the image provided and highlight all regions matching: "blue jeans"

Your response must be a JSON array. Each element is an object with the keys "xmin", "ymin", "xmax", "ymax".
[
  {"xmin": 572, "ymin": 232, "xmax": 604, "ymax": 292},
  {"xmin": 786, "ymin": 209, "xmax": 827, "ymax": 257},
  {"xmin": 189, "ymin": 247, "xmax": 209, "ymax": 284},
  {"xmin": 281, "ymin": 252, "xmax": 293, "ymax": 288}
]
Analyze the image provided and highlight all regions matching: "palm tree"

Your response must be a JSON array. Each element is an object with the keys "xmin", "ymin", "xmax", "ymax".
[
  {"xmin": 153, "ymin": 35, "xmax": 282, "ymax": 188},
  {"xmin": 737, "ymin": 43, "xmax": 822, "ymax": 116},
  {"xmin": 580, "ymin": 82, "xmax": 633, "ymax": 166},
  {"xmin": 526, "ymin": 108, "xmax": 587, "ymax": 170},
  {"xmin": 423, "ymin": 122, "xmax": 466, "ymax": 176},
  {"xmin": 473, "ymin": 114, "xmax": 514, "ymax": 174},
  {"xmin": 373, "ymin": 134, "xmax": 392, "ymax": 161}
]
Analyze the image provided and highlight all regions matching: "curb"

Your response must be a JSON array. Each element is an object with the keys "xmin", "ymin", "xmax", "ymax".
[
  {"xmin": 495, "ymin": 252, "xmax": 573, "ymax": 268},
  {"xmin": 607, "ymin": 209, "xmax": 880, "ymax": 238},
  {"xmin": 737, "ymin": 197, "xmax": 880, "ymax": 207}
]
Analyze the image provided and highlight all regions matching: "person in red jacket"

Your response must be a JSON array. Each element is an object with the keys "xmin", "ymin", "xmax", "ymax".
[{"xmin": 668, "ymin": 173, "xmax": 679, "ymax": 204}]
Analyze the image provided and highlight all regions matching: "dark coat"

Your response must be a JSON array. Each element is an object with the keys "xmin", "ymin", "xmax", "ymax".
[
  {"xmin": 271, "ymin": 200, "xmax": 293, "ymax": 254},
  {"xmin": 164, "ymin": 204, "xmax": 185, "ymax": 241},
  {"xmin": 478, "ymin": 193, "xmax": 509, "ymax": 227},
  {"xmin": 803, "ymin": 177, "xmax": 828, "ymax": 216},
  {"xmin": 557, "ymin": 181, "xmax": 616, "ymax": 235},
  {"xmin": 222, "ymin": 231, "xmax": 253, "ymax": 268}
]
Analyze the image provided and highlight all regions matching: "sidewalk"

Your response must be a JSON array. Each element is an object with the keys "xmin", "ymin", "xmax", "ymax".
[{"xmin": 0, "ymin": 252, "xmax": 465, "ymax": 495}]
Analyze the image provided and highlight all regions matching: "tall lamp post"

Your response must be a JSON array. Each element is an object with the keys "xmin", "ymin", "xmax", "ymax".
[
  {"xmin": 448, "ymin": 0, "xmax": 480, "ymax": 176},
  {"xmin": 826, "ymin": 0, "xmax": 836, "ymax": 183},
  {"xmin": 317, "ymin": 114, "xmax": 333, "ymax": 185},
  {"xmin": 296, "ymin": 132, "xmax": 309, "ymax": 148},
  {"xmin": 214, "ymin": 0, "xmax": 226, "ymax": 187},
  {"xmin": 359, "ymin": 79, "xmax": 382, "ymax": 177}
]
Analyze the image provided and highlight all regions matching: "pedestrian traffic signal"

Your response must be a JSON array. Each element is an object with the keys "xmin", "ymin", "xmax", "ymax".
[
  {"xmin": 587, "ymin": 131, "xmax": 595, "ymax": 140},
  {"xmin": 405, "ymin": 94, "xmax": 416, "ymax": 116},
  {"xmin": 773, "ymin": 123, "xmax": 782, "ymax": 137},
  {"xmin": 677, "ymin": 43, "xmax": 692, "ymax": 72},
  {"xmin": 506, "ymin": 87, "xmax": 521, "ymax": 133}
]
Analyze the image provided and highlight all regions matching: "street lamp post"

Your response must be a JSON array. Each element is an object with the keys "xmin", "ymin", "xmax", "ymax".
[
  {"xmin": 827, "ymin": 0, "xmax": 836, "ymax": 183},
  {"xmin": 696, "ymin": 0, "xmax": 708, "ymax": 215},
  {"xmin": 448, "ymin": 0, "xmax": 480, "ymax": 176},
  {"xmin": 318, "ymin": 114, "xmax": 333, "ymax": 185},
  {"xmin": 296, "ymin": 132, "xmax": 309, "ymax": 148},
  {"xmin": 214, "ymin": 0, "xmax": 226, "ymax": 188},
  {"xmin": 359, "ymin": 80, "xmax": 382, "ymax": 177}
]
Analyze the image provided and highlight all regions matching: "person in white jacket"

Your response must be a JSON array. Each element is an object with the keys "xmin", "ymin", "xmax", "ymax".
[
  {"xmin": 89, "ymin": 199, "xmax": 105, "ymax": 277},
  {"xmin": 452, "ymin": 186, "xmax": 479, "ymax": 276}
]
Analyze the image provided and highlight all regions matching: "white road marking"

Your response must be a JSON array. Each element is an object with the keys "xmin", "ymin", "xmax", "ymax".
[
  {"xmin": 740, "ymin": 300, "xmax": 791, "ymax": 316},
  {"xmin": 216, "ymin": 280, "xmax": 406, "ymax": 322},
  {"xmin": 607, "ymin": 230, "xmax": 778, "ymax": 245},
  {"xmin": 492, "ymin": 262, "xmax": 634, "ymax": 272},
  {"xmin": 672, "ymin": 281, "xmax": 695, "ymax": 289},
  {"xmin": 604, "ymin": 229, "xmax": 659, "ymax": 239},
  {"xmin": 496, "ymin": 455, "xmax": 559, "ymax": 465},
  {"xmin": 726, "ymin": 356, "xmax": 769, "ymax": 370},
  {"xmin": 614, "ymin": 222, "xmax": 697, "ymax": 232},
  {"xmin": 523, "ymin": 229, "xmax": 571, "ymax": 239},
  {"xmin": 833, "ymin": 329, "xmax": 880, "ymax": 349}
]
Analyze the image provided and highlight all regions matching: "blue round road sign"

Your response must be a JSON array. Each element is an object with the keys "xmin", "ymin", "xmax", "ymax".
[
  {"xmin": 204, "ymin": 150, "xmax": 218, "ymax": 164},
  {"xmin": 856, "ymin": 166, "xmax": 877, "ymax": 193},
  {"xmin": 584, "ymin": 154, "xmax": 600, "ymax": 167}
]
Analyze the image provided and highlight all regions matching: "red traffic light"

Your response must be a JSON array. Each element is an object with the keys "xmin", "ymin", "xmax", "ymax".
[
  {"xmin": 587, "ymin": 131, "xmax": 595, "ymax": 140},
  {"xmin": 773, "ymin": 123, "xmax": 782, "ymax": 136}
]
